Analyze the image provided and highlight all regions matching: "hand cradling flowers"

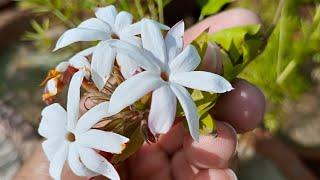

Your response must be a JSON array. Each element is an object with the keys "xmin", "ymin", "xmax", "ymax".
[{"xmin": 39, "ymin": 5, "xmax": 232, "ymax": 180}]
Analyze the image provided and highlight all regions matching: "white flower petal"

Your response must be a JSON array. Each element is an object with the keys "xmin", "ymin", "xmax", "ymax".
[
  {"xmin": 68, "ymin": 143, "xmax": 97, "ymax": 177},
  {"xmin": 49, "ymin": 144, "xmax": 68, "ymax": 180},
  {"xmin": 75, "ymin": 102, "xmax": 109, "ymax": 134},
  {"xmin": 42, "ymin": 138, "xmax": 65, "ymax": 161},
  {"xmin": 115, "ymin": 11, "xmax": 133, "ymax": 33},
  {"xmin": 54, "ymin": 28, "xmax": 108, "ymax": 51},
  {"xmin": 56, "ymin": 61, "xmax": 69, "ymax": 72},
  {"xmin": 67, "ymin": 70, "xmax": 85, "ymax": 131},
  {"xmin": 170, "ymin": 84, "xmax": 199, "ymax": 141},
  {"xmin": 91, "ymin": 41, "xmax": 116, "ymax": 90},
  {"xmin": 69, "ymin": 55, "xmax": 90, "ymax": 70},
  {"xmin": 38, "ymin": 103, "xmax": 67, "ymax": 138},
  {"xmin": 79, "ymin": 147, "xmax": 120, "ymax": 180},
  {"xmin": 171, "ymin": 71, "xmax": 233, "ymax": 93},
  {"xmin": 46, "ymin": 78, "xmax": 58, "ymax": 96},
  {"xmin": 107, "ymin": 39, "xmax": 161, "ymax": 72},
  {"xmin": 122, "ymin": 19, "xmax": 169, "ymax": 36},
  {"xmin": 142, "ymin": 19, "xmax": 167, "ymax": 64},
  {"xmin": 78, "ymin": 18, "xmax": 111, "ymax": 32},
  {"xmin": 165, "ymin": 20, "xmax": 185, "ymax": 62},
  {"xmin": 95, "ymin": 5, "xmax": 117, "ymax": 27},
  {"xmin": 109, "ymin": 71, "xmax": 164, "ymax": 115},
  {"xmin": 116, "ymin": 54, "xmax": 140, "ymax": 79},
  {"xmin": 77, "ymin": 46, "xmax": 96, "ymax": 56},
  {"xmin": 119, "ymin": 34, "xmax": 142, "ymax": 47},
  {"xmin": 148, "ymin": 85, "xmax": 177, "ymax": 135},
  {"xmin": 77, "ymin": 130, "xmax": 129, "ymax": 154},
  {"xmin": 169, "ymin": 45, "xmax": 200, "ymax": 73},
  {"xmin": 121, "ymin": 22, "xmax": 142, "ymax": 36}
]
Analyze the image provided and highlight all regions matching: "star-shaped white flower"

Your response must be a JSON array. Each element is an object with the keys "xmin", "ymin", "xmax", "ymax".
[
  {"xmin": 54, "ymin": 5, "xmax": 168, "ymax": 91},
  {"xmin": 39, "ymin": 70, "xmax": 129, "ymax": 180},
  {"xmin": 107, "ymin": 20, "xmax": 233, "ymax": 140}
]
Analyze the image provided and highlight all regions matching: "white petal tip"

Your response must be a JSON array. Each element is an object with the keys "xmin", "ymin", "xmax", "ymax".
[
  {"xmin": 53, "ymin": 47, "xmax": 59, "ymax": 52},
  {"xmin": 191, "ymin": 133, "xmax": 199, "ymax": 142}
]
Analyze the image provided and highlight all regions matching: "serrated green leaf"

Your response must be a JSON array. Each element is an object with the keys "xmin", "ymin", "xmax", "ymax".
[
  {"xmin": 111, "ymin": 126, "xmax": 144, "ymax": 164},
  {"xmin": 201, "ymin": 0, "xmax": 233, "ymax": 17}
]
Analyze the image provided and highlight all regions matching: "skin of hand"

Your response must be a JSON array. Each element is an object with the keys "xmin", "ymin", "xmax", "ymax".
[{"xmin": 14, "ymin": 8, "xmax": 262, "ymax": 180}]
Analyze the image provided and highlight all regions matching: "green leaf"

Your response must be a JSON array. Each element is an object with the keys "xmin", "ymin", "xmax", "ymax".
[
  {"xmin": 208, "ymin": 25, "xmax": 261, "ymax": 80},
  {"xmin": 191, "ymin": 90, "xmax": 217, "ymax": 116},
  {"xmin": 208, "ymin": 25, "xmax": 261, "ymax": 61},
  {"xmin": 111, "ymin": 126, "xmax": 144, "ymax": 164},
  {"xmin": 201, "ymin": 0, "xmax": 233, "ymax": 17},
  {"xmin": 191, "ymin": 31, "xmax": 209, "ymax": 60},
  {"xmin": 199, "ymin": 112, "xmax": 217, "ymax": 135}
]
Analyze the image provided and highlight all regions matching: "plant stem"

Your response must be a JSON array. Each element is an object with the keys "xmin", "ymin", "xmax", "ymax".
[
  {"xmin": 276, "ymin": 60, "xmax": 297, "ymax": 84},
  {"xmin": 156, "ymin": 0, "xmax": 164, "ymax": 23}
]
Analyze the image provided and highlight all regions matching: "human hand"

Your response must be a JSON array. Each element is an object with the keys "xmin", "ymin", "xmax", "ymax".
[{"xmin": 15, "ymin": 8, "xmax": 263, "ymax": 180}]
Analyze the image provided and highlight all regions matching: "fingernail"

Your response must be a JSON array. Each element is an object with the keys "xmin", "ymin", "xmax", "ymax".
[
  {"xmin": 226, "ymin": 169, "xmax": 238, "ymax": 180},
  {"xmin": 222, "ymin": 122, "xmax": 238, "ymax": 156}
]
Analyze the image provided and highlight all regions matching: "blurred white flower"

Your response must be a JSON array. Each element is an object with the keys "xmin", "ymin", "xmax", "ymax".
[
  {"xmin": 54, "ymin": 5, "xmax": 168, "ymax": 90},
  {"xmin": 108, "ymin": 20, "xmax": 233, "ymax": 140},
  {"xmin": 39, "ymin": 70, "xmax": 128, "ymax": 180}
]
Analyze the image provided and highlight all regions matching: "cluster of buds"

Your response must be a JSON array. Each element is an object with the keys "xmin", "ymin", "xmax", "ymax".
[{"xmin": 39, "ymin": 5, "xmax": 233, "ymax": 180}]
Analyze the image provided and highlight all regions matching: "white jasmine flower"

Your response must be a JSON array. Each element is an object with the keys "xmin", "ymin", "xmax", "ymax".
[
  {"xmin": 54, "ymin": 5, "xmax": 168, "ymax": 90},
  {"xmin": 42, "ymin": 47, "xmax": 94, "ymax": 102},
  {"xmin": 107, "ymin": 20, "xmax": 233, "ymax": 140},
  {"xmin": 39, "ymin": 70, "xmax": 129, "ymax": 180}
]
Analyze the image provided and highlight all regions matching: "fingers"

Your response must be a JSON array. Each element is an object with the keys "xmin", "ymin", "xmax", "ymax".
[
  {"xmin": 183, "ymin": 121, "xmax": 237, "ymax": 169},
  {"xmin": 171, "ymin": 150, "xmax": 199, "ymax": 180},
  {"xmin": 158, "ymin": 122, "xmax": 185, "ymax": 154},
  {"xmin": 127, "ymin": 144, "xmax": 171, "ymax": 180},
  {"xmin": 184, "ymin": 8, "xmax": 261, "ymax": 45},
  {"xmin": 194, "ymin": 169, "xmax": 237, "ymax": 180}
]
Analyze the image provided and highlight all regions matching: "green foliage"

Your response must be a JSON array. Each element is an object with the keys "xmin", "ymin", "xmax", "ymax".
[
  {"xmin": 23, "ymin": 19, "xmax": 52, "ymax": 49},
  {"xmin": 199, "ymin": 112, "xmax": 217, "ymax": 135},
  {"xmin": 208, "ymin": 25, "xmax": 262, "ymax": 80},
  {"xmin": 239, "ymin": 1, "xmax": 320, "ymax": 132},
  {"xmin": 199, "ymin": 0, "xmax": 233, "ymax": 18},
  {"xmin": 192, "ymin": 31, "xmax": 209, "ymax": 60},
  {"xmin": 240, "ymin": 1, "xmax": 319, "ymax": 102}
]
